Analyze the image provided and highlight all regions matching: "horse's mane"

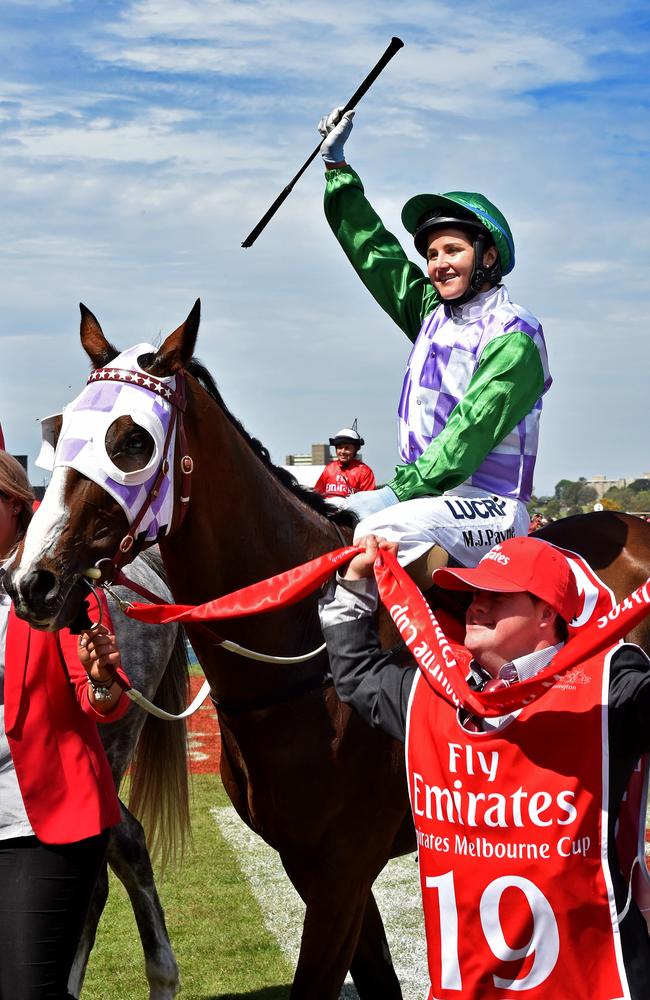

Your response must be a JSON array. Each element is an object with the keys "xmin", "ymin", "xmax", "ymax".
[{"xmin": 186, "ymin": 357, "xmax": 354, "ymax": 524}]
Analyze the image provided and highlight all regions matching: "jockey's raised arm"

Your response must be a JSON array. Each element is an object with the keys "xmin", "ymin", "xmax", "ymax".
[{"xmin": 318, "ymin": 107, "xmax": 550, "ymax": 578}]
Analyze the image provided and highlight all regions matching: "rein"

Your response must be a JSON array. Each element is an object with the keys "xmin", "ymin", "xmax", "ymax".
[
  {"xmin": 105, "ymin": 571, "xmax": 327, "ymax": 664},
  {"xmin": 100, "ymin": 566, "xmax": 328, "ymax": 722},
  {"xmin": 108, "ymin": 562, "xmax": 338, "ymax": 720}
]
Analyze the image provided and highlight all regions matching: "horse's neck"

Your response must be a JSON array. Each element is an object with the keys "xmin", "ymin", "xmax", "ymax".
[
  {"xmin": 167, "ymin": 462, "xmax": 335, "ymax": 598},
  {"xmin": 163, "ymin": 483, "xmax": 335, "ymax": 703},
  {"xmin": 160, "ymin": 404, "xmax": 340, "ymax": 687},
  {"xmin": 179, "ymin": 383, "xmax": 337, "ymax": 572}
]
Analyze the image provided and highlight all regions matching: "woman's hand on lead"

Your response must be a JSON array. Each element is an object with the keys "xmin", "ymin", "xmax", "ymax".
[{"xmin": 78, "ymin": 624, "xmax": 121, "ymax": 685}]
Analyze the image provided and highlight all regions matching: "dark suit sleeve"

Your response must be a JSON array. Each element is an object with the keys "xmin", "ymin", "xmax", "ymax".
[
  {"xmin": 322, "ymin": 617, "xmax": 416, "ymax": 743},
  {"xmin": 608, "ymin": 643, "xmax": 650, "ymax": 756}
]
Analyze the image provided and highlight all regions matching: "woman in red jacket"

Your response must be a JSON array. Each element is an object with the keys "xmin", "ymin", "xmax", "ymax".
[{"xmin": 0, "ymin": 450, "xmax": 129, "ymax": 1000}]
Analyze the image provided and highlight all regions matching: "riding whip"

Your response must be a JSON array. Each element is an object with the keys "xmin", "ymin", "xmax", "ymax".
[{"xmin": 241, "ymin": 36, "xmax": 404, "ymax": 248}]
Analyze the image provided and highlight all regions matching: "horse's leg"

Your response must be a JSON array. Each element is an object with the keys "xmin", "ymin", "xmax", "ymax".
[
  {"xmin": 291, "ymin": 891, "xmax": 367, "ymax": 1000},
  {"xmin": 349, "ymin": 890, "xmax": 402, "ymax": 999},
  {"xmin": 107, "ymin": 806, "xmax": 180, "ymax": 1000},
  {"xmin": 285, "ymin": 868, "xmax": 400, "ymax": 1000},
  {"xmin": 67, "ymin": 864, "xmax": 109, "ymax": 998}
]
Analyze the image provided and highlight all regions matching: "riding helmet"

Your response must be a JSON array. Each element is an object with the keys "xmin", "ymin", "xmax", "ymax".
[
  {"xmin": 330, "ymin": 425, "xmax": 364, "ymax": 448},
  {"xmin": 401, "ymin": 191, "xmax": 515, "ymax": 276}
]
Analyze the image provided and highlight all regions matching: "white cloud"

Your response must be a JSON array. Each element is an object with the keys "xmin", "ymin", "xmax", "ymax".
[
  {"xmin": 560, "ymin": 260, "xmax": 619, "ymax": 278},
  {"xmin": 80, "ymin": 1, "xmax": 597, "ymax": 125},
  {"xmin": 3, "ymin": 0, "xmax": 74, "ymax": 7}
]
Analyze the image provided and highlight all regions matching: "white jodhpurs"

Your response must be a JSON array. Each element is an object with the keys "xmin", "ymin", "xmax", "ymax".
[{"xmin": 353, "ymin": 486, "xmax": 530, "ymax": 568}]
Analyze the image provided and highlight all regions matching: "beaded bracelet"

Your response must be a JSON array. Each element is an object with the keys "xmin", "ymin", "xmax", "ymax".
[{"xmin": 88, "ymin": 675, "xmax": 115, "ymax": 702}]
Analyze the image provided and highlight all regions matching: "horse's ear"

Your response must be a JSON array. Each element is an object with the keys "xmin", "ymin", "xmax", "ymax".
[
  {"xmin": 148, "ymin": 299, "xmax": 201, "ymax": 377},
  {"xmin": 79, "ymin": 303, "xmax": 119, "ymax": 369}
]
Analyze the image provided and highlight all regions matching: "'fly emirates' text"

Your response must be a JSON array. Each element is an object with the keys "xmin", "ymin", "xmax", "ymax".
[{"xmin": 413, "ymin": 743, "xmax": 591, "ymax": 860}]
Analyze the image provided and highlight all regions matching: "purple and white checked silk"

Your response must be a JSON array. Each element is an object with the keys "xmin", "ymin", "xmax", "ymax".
[
  {"xmin": 397, "ymin": 285, "xmax": 550, "ymax": 503},
  {"xmin": 53, "ymin": 343, "xmax": 179, "ymax": 544}
]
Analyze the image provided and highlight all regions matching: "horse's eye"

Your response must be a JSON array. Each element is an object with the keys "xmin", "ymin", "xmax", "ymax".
[
  {"xmin": 105, "ymin": 417, "xmax": 155, "ymax": 472},
  {"xmin": 126, "ymin": 431, "xmax": 148, "ymax": 452}
]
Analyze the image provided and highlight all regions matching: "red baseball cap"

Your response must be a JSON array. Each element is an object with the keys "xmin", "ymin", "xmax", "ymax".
[{"xmin": 433, "ymin": 537, "xmax": 580, "ymax": 623}]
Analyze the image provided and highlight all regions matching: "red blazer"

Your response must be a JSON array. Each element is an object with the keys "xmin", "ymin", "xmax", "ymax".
[{"xmin": 4, "ymin": 601, "xmax": 129, "ymax": 844}]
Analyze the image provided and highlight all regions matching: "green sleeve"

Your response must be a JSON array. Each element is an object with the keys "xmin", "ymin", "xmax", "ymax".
[
  {"xmin": 324, "ymin": 166, "xmax": 439, "ymax": 343},
  {"xmin": 388, "ymin": 333, "xmax": 546, "ymax": 501}
]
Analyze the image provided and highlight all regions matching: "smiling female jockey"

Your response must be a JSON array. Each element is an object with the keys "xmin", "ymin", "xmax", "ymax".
[{"xmin": 318, "ymin": 108, "xmax": 551, "ymax": 576}]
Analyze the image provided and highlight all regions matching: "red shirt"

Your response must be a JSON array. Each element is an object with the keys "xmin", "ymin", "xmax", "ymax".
[{"xmin": 314, "ymin": 459, "xmax": 376, "ymax": 499}]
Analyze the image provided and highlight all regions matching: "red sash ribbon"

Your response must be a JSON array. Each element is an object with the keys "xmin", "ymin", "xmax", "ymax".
[
  {"xmin": 123, "ymin": 545, "xmax": 650, "ymax": 717},
  {"xmin": 122, "ymin": 546, "xmax": 360, "ymax": 623},
  {"xmin": 374, "ymin": 548, "xmax": 650, "ymax": 716}
]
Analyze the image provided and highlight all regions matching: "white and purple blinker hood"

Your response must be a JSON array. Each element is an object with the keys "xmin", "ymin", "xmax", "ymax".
[{"xmin": 51, "ymin": 344, "xmax": 179, "ymax": 545}]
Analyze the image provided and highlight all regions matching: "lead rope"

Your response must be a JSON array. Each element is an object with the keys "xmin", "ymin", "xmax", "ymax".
[
  {"xmin": 127, "ymin": 681, "xmax": 213, "ymax": 722},
  {"xmin": 91, "ymin": 520, "xmax": 345, "ymax": 722},
  {"xmin": 618, "ymin": 856, "xmax": 639, "ymax": 924},
  {"xmin": 82, "ymin": 579, "xmax": 211, "ymax": 721},
  {"xmin": 125, "ymin": 640, "xmax": 328, "ymax": 722}
]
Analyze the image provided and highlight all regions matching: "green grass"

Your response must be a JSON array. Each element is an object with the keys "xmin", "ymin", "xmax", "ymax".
[{"xmin": 83, "ymin": 775, "xmax": 293, "ymax": 1000}]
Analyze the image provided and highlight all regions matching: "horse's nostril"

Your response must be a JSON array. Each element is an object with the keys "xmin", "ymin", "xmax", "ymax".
[{"xmin": 22, "ymin": 568, "xmax": 60, "ymax": 608}]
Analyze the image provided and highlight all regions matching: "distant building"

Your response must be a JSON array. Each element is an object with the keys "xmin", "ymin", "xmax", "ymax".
[
  {"xmin": 283, "ymin": 443, "xmax": 328, "ymax": 488},
  {"xmin": 285, "ymin": 444, "xmax": 331, "ymax": 468},
  {"xmin": 586, "ymin": 474, "xmax": 650, "ymax": 498}
]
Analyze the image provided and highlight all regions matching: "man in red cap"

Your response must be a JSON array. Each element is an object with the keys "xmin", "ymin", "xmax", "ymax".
[
  {"xmin": 433, "ymin": 534, "xmax": 578, "ymax": 687},
  {"xmin": 319, "ymin": 535, "xmax": 650, "ymax": 999}
]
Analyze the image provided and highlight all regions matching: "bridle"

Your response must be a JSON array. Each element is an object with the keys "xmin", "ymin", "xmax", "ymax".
[{"xmin": 73, "ymin": 363, "xmax": 330, "ymax": 721}]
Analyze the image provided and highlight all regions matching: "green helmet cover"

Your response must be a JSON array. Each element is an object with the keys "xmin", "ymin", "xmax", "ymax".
[{"xmin": 401, "ymin": 191, "xmax": 515, "ymax": 275}]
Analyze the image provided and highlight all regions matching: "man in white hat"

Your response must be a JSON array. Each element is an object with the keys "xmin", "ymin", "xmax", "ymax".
[{"xmin": 314, "ymin": 422, "xmax": 376, "ymax": 502}]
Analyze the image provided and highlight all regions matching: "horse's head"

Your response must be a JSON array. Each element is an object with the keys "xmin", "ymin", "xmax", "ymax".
[{"xmin": 5, "ymin": 300, "xmax": 201, "ymax": 630}]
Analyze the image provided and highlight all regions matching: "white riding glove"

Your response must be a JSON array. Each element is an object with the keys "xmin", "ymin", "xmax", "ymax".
[
  {"xmin": 342, "ymin": 484, "xmax": 399, "ymax": 521},
  {"xmin": 318, "ymin": 106, "xmax": 355, "ymax": 165}
]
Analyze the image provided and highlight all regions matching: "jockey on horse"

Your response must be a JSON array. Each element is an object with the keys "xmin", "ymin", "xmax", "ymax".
[{"xmin": 317, "ymin": 107, "xmax": 550, "ymax": 584}]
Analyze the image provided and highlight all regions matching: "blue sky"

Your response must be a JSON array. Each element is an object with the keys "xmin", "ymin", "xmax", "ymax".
[{"xmin": 0, "ymin": 0, "xmax": 648, "ymax": 496}]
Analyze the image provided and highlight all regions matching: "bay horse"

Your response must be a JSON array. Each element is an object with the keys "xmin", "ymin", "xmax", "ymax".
[
  {"xmin": 6, "ymin": 300, "xmax": 650, "ymax": 999},
  {"xmin": 70, "ymin": 550, "xmax": 190, "ymax": 1000}
]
